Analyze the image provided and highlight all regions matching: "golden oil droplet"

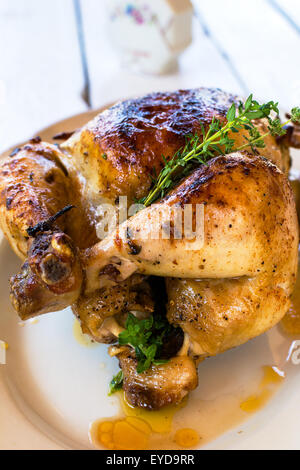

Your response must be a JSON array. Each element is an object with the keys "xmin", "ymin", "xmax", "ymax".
[
  {"xmin": 121, "ymin": 391, "xmax": 186, "ymax": 433},
  {"xmin": 240, "ymin": 365, "xmax": 284, "ymax": 413},
  {"xmin": 240, "ymin": 388, "xmax": 272, "ymax": 413},
  {"xmin": 174, "ymin": 428, "xmax": 200, "ymax": 448},
  {"xmin": 90, "ymin": 391, "xmax": 188, "ymax": 450},
  {"xmin": 73, "ymin": 319, "xmax": 97, "ymax": 348},
  {"xmin": 90, "ymin": 417, "xmax": 151, "ymax": 450},
  {"xmin": 260, "ymin": 366, "xmax": 284, "ymax": 388}
]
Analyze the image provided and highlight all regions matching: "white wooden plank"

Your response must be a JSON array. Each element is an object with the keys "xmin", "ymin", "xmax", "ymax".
[
  {"xmin": 195, "ymin": 0, "xmax": 300, "ymax": 109},
  {"xmin": 0, "ymin": 0, "xmax": 87, "ymax": 153},
  {"xmin": 268, "ymin": 0, "xmax": 300, "ymax": 32},
  {"xmin": 79, "ymin": 0, "xmax": 243, "ymax": 109}
]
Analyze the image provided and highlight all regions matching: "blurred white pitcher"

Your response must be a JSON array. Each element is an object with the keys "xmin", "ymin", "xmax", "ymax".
[{"xmin": 105, "ymin": 0, "xmax": 193, "ymax": 74}]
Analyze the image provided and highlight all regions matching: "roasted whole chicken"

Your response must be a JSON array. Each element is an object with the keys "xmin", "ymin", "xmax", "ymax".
[{"xmin": 0, "ymin": 88, "xmax": 298, "ymax": 410}]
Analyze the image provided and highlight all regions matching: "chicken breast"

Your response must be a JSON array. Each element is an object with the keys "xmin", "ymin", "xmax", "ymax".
[{"xmin": 62, "ymin": 88, "xmax": 290, "ymax": 208}]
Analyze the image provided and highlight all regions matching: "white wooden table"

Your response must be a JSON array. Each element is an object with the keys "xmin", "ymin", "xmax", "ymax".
[{"xmin": 0, "ymin": 0, "xmax": 299, "ymax": 154}]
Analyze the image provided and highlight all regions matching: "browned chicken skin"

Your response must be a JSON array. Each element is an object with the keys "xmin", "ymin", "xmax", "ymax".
[
  {"xmin": 0, "ymin": 139, "xmax": 97, "ymax": 258},
  {"xmin": 73, "ymin": 274, "xmax": 154, "ymax": 343},
  {"xmin": 118, "ymin": 347, "xmax": 198, "ymax": 410},
  {"xmin": 10, "ymin": 231, "xmax": 82, "ymax": 319},
  {"xmin": 0, "ymin": 88, "xmax": 298, "ymax": 410},
  {"xmin": 0, "ymin": 140, "xmax": 97, "ymax": 318},
  {"xmin": 290, "ymin": 169, "xmax": 300, "ymax": 221},
  {"xmin": 62, "ymin": 88, "xmax": 291, "ymax": 208}
]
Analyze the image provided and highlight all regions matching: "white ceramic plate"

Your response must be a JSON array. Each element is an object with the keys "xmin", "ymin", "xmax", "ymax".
[{"xmin": 0, "ymin": 110, "xmax": 300, "ymax": 450}]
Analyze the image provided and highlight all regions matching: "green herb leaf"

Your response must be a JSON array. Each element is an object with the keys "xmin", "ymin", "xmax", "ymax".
[
  {"xmin": 226, "ymin": 103, "xmax": 236, "ymax": 122},
  {"xmin": 118, "ymin": 313, "xmax": 171, "ymax": 374},
  {"xmin": 244, "ymin": 94, "xmax": 253, "ymax": 112},
  {"xmin": 108, "ymin": 370, "xmax": 124, "ymax": 395},
  {"xmin": 291, "ymin": 107, "xmax": 300, "ymax": 124},
  {"xmin": 268, "ymin": 118, "xmax": 286, "ymax": 137}
]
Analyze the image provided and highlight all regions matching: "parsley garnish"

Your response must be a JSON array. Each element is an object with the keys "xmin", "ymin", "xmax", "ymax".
[
  {"xmin": 119, "ymin": 313, "xmax": 170, "ymax": 374},
  {"xmin": 141, "ymin": 95, "xmax": 300, "ymax": 207},
  {"xmin": 108, "ymin": 313, "xmax": 171, "ymax": 395}
]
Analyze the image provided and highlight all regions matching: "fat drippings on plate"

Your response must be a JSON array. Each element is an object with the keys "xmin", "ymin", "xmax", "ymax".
[{"xmin": 90, "ymin": 260, "xmax": 300, "ymax": 450}]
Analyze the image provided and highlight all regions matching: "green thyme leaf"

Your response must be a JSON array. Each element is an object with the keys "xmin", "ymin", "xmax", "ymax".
[
  {"xmin": 291, "ymin": 107, "xmax": 300, "ymax": 124},
  {"xmin": 268, "ymin": 118, "xmax": 286, "ymax": 137},
  {"xmin": 226, "ymin": 103, "xmax": 236, "ymax": 122},
  {"xmin": 244, "ymin": 94, "xmax": 253, "ymax": 112}
]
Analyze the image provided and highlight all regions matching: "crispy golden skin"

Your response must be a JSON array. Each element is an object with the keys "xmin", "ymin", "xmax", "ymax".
[
  {"xmin": 166, "ymin": 276, "xmax": 293, "ymax": 357},
  {"xmin": 62, "ymin": 88, "xmax": 290, "ymax": 207},
  {"xmin": 0, "ymin": 141, "xmax": 97, "ymax": 318},
  {"xmin": 118, "ymin": 347, "xmax": 198, "ymax": 410},
  {"xmin": 72, "ymin": 275, "xmax": 154, "ymax": 343},
  {"xmin": 0, "ymin": 141, "xmax": 70, "ymax": 259},
  {"xmin": 0, "ymin": 140, "xmax": 97, "ymax": 259},
  {"xmin": 290, "ymin": 169, "xmax": 300, "ymax": 221},
  {"xmin": 10, "ymin": 231, "xmax": 83, "ymax": 319}
]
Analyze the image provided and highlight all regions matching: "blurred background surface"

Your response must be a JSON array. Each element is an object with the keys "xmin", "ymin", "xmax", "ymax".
[{"xmin": 0, "ymin": 0, "xmax": 299, "ymax": 153}]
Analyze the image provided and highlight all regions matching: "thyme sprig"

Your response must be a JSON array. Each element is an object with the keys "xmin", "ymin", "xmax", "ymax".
[{"xmin": 141, "ymin": 96, "xmax": 300, "ymax": 207}]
